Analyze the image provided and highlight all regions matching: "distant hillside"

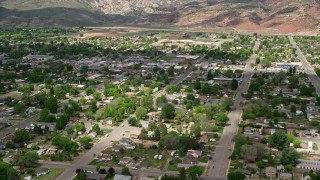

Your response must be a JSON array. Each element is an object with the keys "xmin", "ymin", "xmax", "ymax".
[{"xmin": 0, "ymin": 0, "xmax": 319, "ymax": 33}]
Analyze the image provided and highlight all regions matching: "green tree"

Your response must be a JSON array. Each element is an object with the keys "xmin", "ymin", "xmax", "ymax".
[
  {"xmin": 93, "ymin": 92, "xmax": 102, "ymax": 101},
  {"xmin": 159, "ymin": 123, "xmax": 168, "ymax": 138},
  {"xmin": 207, "ymin": 70, "xmax": 213, "ymax": 80},
  {"xmin": 186, "ymin": 166, "xmax": 203, "ymax": 180},
  {"xmin": 241, "ymin": 144, "xmax": 257, "ymax": 162},
  {"xmin": 193, "ymin": 80, "xmax": 201, "ymax": 91},
  {"xmin": 216, "ymin": 114, "xmax": 229, "ymax": 125},
  {"xmin": 290, "ymin": 105, "xmax": 296, "ymax": 113},
  {"xmin": 140, "ymin": 96, "xmax": 153, "ymax": 110},
  {"xmin": 80, "ymin": 65, "xmax": 89, "ymax": 74},
  {"xmin": 91, "ymin": 124, "xmax": 101, "ymax": 135},
  {"xmin": 285, "ymin": 164, "xmax": 293, "ymax": 172},
  {"xmin": 156, "ymin": 95, "xmax": 167, "ymax": 107},
  {"xmin": 260, "ymin": 59, "xmax": 272, "ymax": 68},
  {"xmin": 121, "ymin": 167, "xmax": 131, "ymax": 176},
  {"xmin": 56, "ymin": 114, "xmax": 69, "ymax": 130},
  {"xmin": 178, "ymin": 168, "xmax": 187, "ymax": 180},
  {"xmin": 5, "ymin": 141, "xmax": 14, "ymax": 149},
  {"xmin": 76, "ymin": 123, "xmax": 86, "ymax": 133},
  {"xmin": 44, "ymin": 97, "xmax": 58, "ymax": 113},
  {"xmin": 75, "ymin": 170, "xmax": 87, "ymax": 180},
  {"xmin": 69, "ymin": 87, "xmax": 80, "ymax": 96},
  {"xmin": 39, "ymin": 108, "xmax": 56, "ymax": 122},
  {"xmin": 79, "ymin": 136, "xmax": 92, "ymax": 149},
  {"xmin": 280, "ymin": 148, "xmax": 299, "ymax": 165},
  {"xmin": 293, "ymin": 139, "xmax": 301, "ymax": 148},
  {"xmin": 227, "ymin": 171, "xmax": 246, "ymax": 180},
  {"xmin": 0, "ymin": 161, "xmax": 16, "ymax": 180},
  {"xmin": 18, "ymin": 151, "xmax": 40, "ymax": 167},
  {"xmin": 161, "ymin": 103, "xmax": 175, "ymax": 119},
  {"xmin": 14, "ymin": 103, "xmax": 26, "ymax": 114},
  {"xmin": 135, "ymin": 107, "xmax": 147, "ymax": 120},
  {"xmin": 85, "ymin": 86, "xmax": 95, "ymax": 96},
  {"xmin": 269, "ymin": 132, "xmax": 287, "ymax": 150},
  {"xmin": 128, "ymin": 117, "xmax": 139, "ymax": 127},
  {"xmin": 231, "ymin": 79, "xmax": 238, "ymax": 90},
  {"xmin": 190, "ymin": 124, "xmax": 201, "ymax": 139},
  {"xmin": 13, "ymin": 129, "xmax": 29, "ymax": 143}
]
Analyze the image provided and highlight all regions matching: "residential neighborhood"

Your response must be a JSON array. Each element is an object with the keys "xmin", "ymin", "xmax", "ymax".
[{"xmin": 0, "ymin": 28, "xmax": 320, "ymax": 180}]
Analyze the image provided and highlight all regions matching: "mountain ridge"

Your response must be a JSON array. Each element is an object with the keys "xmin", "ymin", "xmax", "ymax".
[{"xmin": 0, "ymin": 0, "xmax": 319, "ymax": 33}]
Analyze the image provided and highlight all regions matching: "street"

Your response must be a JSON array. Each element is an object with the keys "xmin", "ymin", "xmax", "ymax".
[
  {"xmin": 153, "ymin": 58, "xmax": 200, "ymax": 108},
  {"xmin": 202, "ymin": 40, "xmax": 260, "ymax": 180},
  {"xmin": 289, "ymin": 36, "xmax": 320, "ymax": 96},
  {"xmin": 54, "ymin": 121, "xmax": 140, "ymax": 180}
]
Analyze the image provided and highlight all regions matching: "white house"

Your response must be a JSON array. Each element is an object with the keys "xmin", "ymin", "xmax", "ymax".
[{"xmin": 296, "ymin": 159, "xmax": 320, "ymax": 171}]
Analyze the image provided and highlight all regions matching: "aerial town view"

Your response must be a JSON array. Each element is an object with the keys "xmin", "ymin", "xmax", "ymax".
[{"xmin": 0, "ymin": 1, "xmax": 320, "ymax": 180}]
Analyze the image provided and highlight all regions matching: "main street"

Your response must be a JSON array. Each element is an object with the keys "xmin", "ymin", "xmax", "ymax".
[
  {"xmin": 202, "ymin": 40, "xmax": 260, "ymax": 180},
  {"xmin": 289, "ymin": 36, "xmax": 320, "ymax": 96}
]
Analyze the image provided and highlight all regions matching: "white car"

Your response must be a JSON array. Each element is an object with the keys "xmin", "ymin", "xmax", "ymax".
[{"xmin": 105, "ymin": 134, "xmax": 109, "ymax": 137}]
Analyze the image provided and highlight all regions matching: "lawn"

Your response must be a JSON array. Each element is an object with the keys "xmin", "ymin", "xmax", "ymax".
[
  {"xmin": 92, "ymin": 148, "xmax": 169, "ymax": 169},
  {"xmin": 167, "ymin": 158, "xmax": 182, "ymax": 171},
  {"xmin": 35, "ymin": 168, "xmax": 64, "ymax": 180},
  {"xmin": 313, "ymin": 143, "xmax": 318, "ymax": 150},
  {"xmin": 20, "ymin": 168, "xmax": 64, "ymax": 180},
  {"xmin": 199, "ymin": 157, "xmax": 208, "ymax": 163},
  {"xmin": 160, "ymin": 55, "xmax": 175, "ymax": 61}
]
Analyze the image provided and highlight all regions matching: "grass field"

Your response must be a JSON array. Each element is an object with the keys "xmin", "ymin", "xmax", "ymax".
[{"xmin": 20, "ymin": 168, "xmax": 64, "ymax": 180}]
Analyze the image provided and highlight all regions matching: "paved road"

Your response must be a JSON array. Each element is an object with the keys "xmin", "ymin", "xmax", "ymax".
[
  {"xmin": 289, "ymin": 36, "xmax": 320, "ymax": 96},
  {"xmin": 201, "ymin": 40, "xmax": 260, "ymax": 180},
  {"xmin": 55, "ymin": 121, "xmax": 140, "ymax": 180},
  {"xmin": 0, "ymin": 113, "xmax": 39, "ymax": 139},
  {"xmin": 43, "ymin": 161, "xmax": 178, "ymax": 178}
]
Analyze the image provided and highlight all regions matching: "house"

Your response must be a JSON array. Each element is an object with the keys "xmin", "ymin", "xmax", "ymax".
[
  {"xmin": 199, "ymin": 134, "xmax": 208, "ymax": 143},
  {"xmin": 296, "ymin": 110, "xmax": 304, "ymax": 116},
  {"xmin": 24, "ymin": 176, "xmax": 32, "ymax": 180},
  {"xmin": 119, "ymin": 138, "xmax": 136, "ymax": 149},
  {"xmin": 265, "ymin": 166, "xmax": 277, "ymax": 179},
  {"xmin": 147, "ymin": 131, "xmax": 154, "ymax": 138},
  {"xmin": 182, "ymin": 155, "xmax": 199, "ymax": 165},
  {"xmin": 46, "ymin": 148, "xmax": 58, "ymax": 155},
  {"xmin": 235, "ymin": 168, "xmax": 251, "ymax": 176},
  {"xmin": 88, "ymin": 132, "xmax": 97, "ymax": 139},
  {"xmin": 140, "ymin": 120, "xmax": 150, "ymax": 128},
  {"xmin": 302, "ymin": 172, "xmax": 312, "ymax": 180},
  {"xmin": 26, "ymin": 107, "xmax": 36, "ymax": 114},
  {"xmin": 98, "ymin": 153, "xmax": 112, "ymax": 162},
  {"xmin": 14, "ymin": 166, "xmax": 26, "ymax": 174},
  {"xmin": 187, "ymin": 150, "xmax": 202, "ymax": 158},
  {"xmin": 277, "ymin": 165, "xmax": 285, "ymax": 172},
  {"xmin": 37, "ymin": 148, "xmax": 46, "ymax": 156},
  {"xmin": 112, "ymin": 144, "xmax": 124, "ymax": 152},
  {"xmin": 114, "ymin": 174, "xmax": 132, "ymax": 180},
  {"xmin": 106, "ymin": 117, "xmax": 113, "ymax": 125},
  {"xmin": 119, "ymin": 157, "xmax": 132, "ymax": 164},
  {"xmin": 36, "ymin": 168, "xmax": 49, "ymax": 177},
  {"xmin": 296, "ymin": 159, "xmax": 320, "ymax": 171},
  {"xmin": 280, "ymin": 172, "xmax": 293, "ymax": 180},
  {"xmin": 69, "ymin": 116, "xmax": 80, "ymax": 123},
  {"xmin": 86, "ymin": 172, "xmax": 106, "ymax": 180},
  {"xmin": 158, "ymin": 103, "xmax": 165, "ymax": 111}
]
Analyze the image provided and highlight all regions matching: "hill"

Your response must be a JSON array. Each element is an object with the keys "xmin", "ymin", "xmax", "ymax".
[{"xmin": 0, "ymin": 0, "xmax": 319, "ymax": 33}]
